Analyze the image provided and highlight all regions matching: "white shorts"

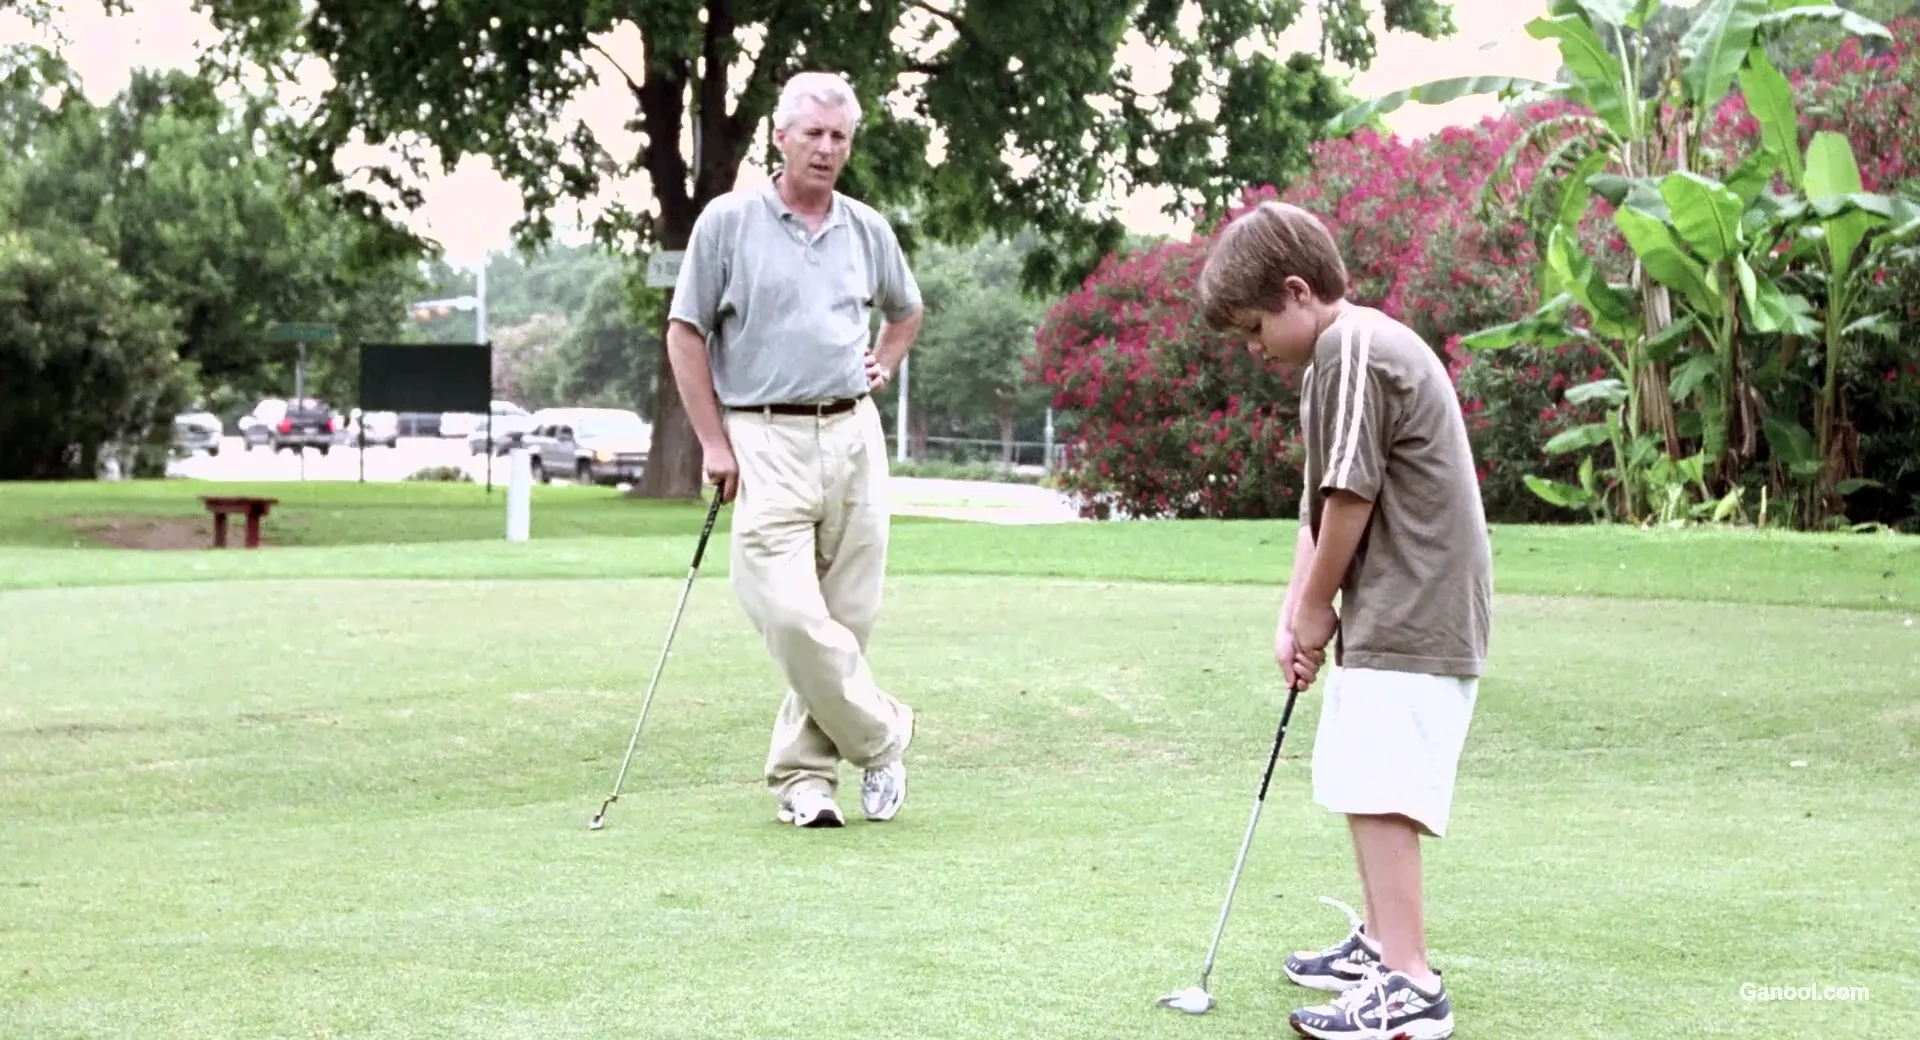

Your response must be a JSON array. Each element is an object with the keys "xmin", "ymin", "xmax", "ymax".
[{"xmin": 1310, "ymin": 666, "xmax": 1480, "ymax": 838}]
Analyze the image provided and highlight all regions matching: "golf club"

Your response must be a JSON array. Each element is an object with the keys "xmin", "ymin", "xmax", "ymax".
[
  {"xmin": 587, "ymin": 485, "xmax": 727, "ymax": 831},
  {"xmin": 1155, "ymin": 676, "xmax": 1305, "ymax": 1015}
]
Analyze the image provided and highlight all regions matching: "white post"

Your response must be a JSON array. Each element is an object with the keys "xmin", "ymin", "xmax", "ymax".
[
  {"xmin": 895, "ymin": 353, "xmax": 910, "ymax": 462},
  {"xmin": 1043, "ymin": 406, "xmax": 1055, "ymax": 473},
  {"xmin": 506, "ymin": 446, "xmax": 531, "ymax": 541},
  {"xmin": 476, "ymin": 257, "xmax": 488, "ymax": 344}
]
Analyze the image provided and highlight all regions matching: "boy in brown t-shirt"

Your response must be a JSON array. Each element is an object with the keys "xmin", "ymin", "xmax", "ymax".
[{"xmin": 1195, "ymin": 201, "xmax": 1492, "ymax": 1040}]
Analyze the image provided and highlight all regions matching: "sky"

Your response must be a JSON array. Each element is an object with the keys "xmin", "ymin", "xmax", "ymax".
[{"xmin": 1, "ymin": 1, "xmax": 1568, "ymax": 269}]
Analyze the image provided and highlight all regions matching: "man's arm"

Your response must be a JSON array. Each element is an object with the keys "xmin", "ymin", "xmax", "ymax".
[
  {"xmin": 867, "ymin": 220, "xmax": 923, "ymax": 379},
  {"xmin": 664, "ymin": 320, "xmax": 729, "ymax": 452},
  {"xmin": 870, "ymin": 305, "xmax": 923, "ymax": 375},
  {"xmin": 663, "ymin": 209, "xmax": 739, "ymax": 497}
]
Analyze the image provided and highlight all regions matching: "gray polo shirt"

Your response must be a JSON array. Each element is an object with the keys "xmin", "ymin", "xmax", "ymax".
[
  {"xmin": 1299, "ymin": 304, "xmax": 1493, "ymax": 678},
  {"xmin": 667, "ymin": 180, "xmax": 921, "ymax": 408}
]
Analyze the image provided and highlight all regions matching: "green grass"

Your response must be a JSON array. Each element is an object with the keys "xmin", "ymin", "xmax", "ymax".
[{"xmin": 2, "ymin": 480, "xmax": 1917, "ymax": 1038}]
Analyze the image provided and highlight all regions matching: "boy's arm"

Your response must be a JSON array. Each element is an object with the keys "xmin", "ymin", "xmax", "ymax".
[
  {"xmin": 1290, "ymin": 319, "xmax": 1387, "ymax": 655},
  {"xmin": 1275, "ymin": 521, "xmax": 1320, "ymax": 688},
  {"xmin": 1279, "ymin": 522, "xmax": 1315, "ymax": 628},
  {"xmin": 1295, "ymin": 491, "xmax": 1373, "ymax": 620}
]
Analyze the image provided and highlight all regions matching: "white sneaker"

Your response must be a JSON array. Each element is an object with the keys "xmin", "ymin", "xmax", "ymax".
[
  {"xmin": 861, "ymin": 716, "xmax": 912, "ymax": 822},
  {"xmin": 775, "ymin": 787, "xmax": 844, "ymax": 828}
]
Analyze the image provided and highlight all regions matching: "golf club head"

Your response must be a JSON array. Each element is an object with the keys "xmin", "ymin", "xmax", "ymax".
[
  {"xmin": 588, "ymin": 795, "xmax": 615, "ymax": 830},
  {"xmin": 1154, "ymin": 985, "xmax": 1214, "ymax": 1015}
]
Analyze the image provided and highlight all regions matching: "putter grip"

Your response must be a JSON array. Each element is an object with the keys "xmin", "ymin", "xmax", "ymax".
[{"xmin": 690, "ymin": 489, "xmax": 724, "ymax": 569}]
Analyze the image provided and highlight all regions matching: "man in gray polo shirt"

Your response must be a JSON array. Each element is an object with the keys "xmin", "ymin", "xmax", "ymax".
[{"xmin": 664, "ymin": 70, "xmax": 924, "ymax": 830}]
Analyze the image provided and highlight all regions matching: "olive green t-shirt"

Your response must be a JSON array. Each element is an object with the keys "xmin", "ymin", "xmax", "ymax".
[{"xmin": 1298, "ymin": 305, "xmax": 1493, "ymax": 678}]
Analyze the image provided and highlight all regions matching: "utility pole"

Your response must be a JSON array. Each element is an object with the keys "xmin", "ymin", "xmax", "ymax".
[{"xmin": 895, "ymin": 353, "xmax": 910, "ymax": 463}]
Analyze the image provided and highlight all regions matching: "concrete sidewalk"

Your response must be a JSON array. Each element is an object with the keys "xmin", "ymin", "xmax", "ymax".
[{"xmin": 887, "ymin": 476, "xmax": 1085, "ymax": 525}]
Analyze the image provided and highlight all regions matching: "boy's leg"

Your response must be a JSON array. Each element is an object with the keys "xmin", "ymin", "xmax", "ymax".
[
  {"xmin": 1348, "ymin": 813, "xmax": 1433, "ymax": 983},
  {"xmin": 1285, "ymin": 668, "xmax": 1476, "ymax": 1040},
  {"xmin": 1283, "ymin": 666, "xmax": 1386, "ymax": 992}
]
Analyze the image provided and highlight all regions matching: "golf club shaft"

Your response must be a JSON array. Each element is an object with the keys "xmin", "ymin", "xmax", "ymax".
[
  {"xmin": 598, "ymin": 490, "xmax": 725, "ymax": 808},
  {"xmin": 1198, "ymin": 681, "xmax": 1303, "ymax": 987}
]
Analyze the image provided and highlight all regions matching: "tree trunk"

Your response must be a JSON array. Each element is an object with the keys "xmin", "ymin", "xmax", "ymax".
[
  {"xmin": 623, "ymin": 8, "xmax": 762, "ymax": 501},
  {"xmin": 910, "ymin": 412, "xmax": 927, "ymax": 460},
  {"xmin": 628, "ymin": 211, "xmax": 706, "ymax": 500}
]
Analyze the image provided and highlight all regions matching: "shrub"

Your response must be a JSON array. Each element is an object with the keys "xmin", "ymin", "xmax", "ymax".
[
  {"xmin": 1031, "ymin": 217, "xmax": 1308, "ymax": 519},
  {"xmin": 1034, "ymin": 106, "xmax": 1581, "ymax": 522},
  {"xmin": 404, "ymin": 465, "xmax": 472, "ymax": 483}
]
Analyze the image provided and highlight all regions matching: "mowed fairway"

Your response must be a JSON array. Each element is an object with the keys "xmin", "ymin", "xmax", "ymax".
[{"xmin": 2, "ymin": 489, "xmax": 1917, "ymax": 1039}]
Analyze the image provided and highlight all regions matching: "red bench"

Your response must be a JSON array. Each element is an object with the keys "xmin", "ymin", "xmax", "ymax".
[{"xmin": 198, "ymin": 495, "xmax": 279, "ymax": 548}]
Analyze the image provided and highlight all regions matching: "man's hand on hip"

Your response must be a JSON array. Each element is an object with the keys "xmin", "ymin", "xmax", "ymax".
[
  {"xmin": 703, "ymin": 438, "xmax": 740, "ymax": 503},
  {"xmin": 865, "ymin": 349, "xmax": 889, "ymax": 391}
]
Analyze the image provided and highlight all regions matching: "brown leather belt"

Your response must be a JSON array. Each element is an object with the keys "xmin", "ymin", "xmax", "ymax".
[{"xmin": 728, "ymin": 394, "xmax": 865, "ymax": 416}]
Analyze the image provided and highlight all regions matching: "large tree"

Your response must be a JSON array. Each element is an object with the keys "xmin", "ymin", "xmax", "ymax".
[
  {"xmin": 195, "ymin": 0, "xmax": 1456, "ymax": 498},
  {"xmin": 4, "ymin": 49, "xmax": 428, "ymax": 417},
  {"xmin": 0, "ymin": 227, "xmax": 185, "ymax": 479}
]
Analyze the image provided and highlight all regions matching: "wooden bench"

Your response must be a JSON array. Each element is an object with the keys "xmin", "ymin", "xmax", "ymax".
[{"xmin": 198, "ymin": 495, "xmax": 279, "ymax": 548}]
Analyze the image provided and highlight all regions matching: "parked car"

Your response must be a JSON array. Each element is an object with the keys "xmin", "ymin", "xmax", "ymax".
[
  {"xmin": 443, "ymin": 400, "xmax": 530, "ymax": 441},
  {"xmin": 238, "ymin": 398, "xmax": 285, "ymax": 450},
  {"xmin": 344, "ymin": 409, "xmax": 400, "ymax": 449},
  {"xmin": 394, "ymin": 412, "xmax": 442, "ymax": 438},
  {"xmin": 466, "ymin": 411, "xmax": 540, "ymax": 455},
  {"xmin": 172, "ymin": 409, "xmax": 223, "ymax": 456},
  {"xmin": 240, "ymin": 397, "xmax": 338, "ymax": 453},
  {"xmin": 519, "ymin": 408, "xmax": 651, "ymax": 486}
]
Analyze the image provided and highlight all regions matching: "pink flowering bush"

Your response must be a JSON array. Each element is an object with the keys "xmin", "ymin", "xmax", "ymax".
[
  {"xmin": 1035, "ymin": 104, "xmax": 1609, "ymax": 521},
  {"xmin": 1030, "ymin": 206, "xmax": 1309, "ymax": 519},
  {"xmin": 1033, "ymin": 20, "xmax": 1920, "ymax": 527}
]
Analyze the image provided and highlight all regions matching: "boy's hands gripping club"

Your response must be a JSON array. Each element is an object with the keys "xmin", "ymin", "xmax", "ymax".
[{"xmin": 1276, "ymin": 608, "xmax": 1329, "ymax": 690}]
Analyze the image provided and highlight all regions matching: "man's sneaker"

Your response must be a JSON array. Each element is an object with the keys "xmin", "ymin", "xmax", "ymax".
[
  {"xmin": 774, "ymin": 787, "xmax": 844, "ymax": 828},
  {"xmin": 1284, "ymin": 897, "xmax": 1382, "ymax": 992},
  {"xmin": 1288, "ymin": 966, "xmax": 1454, "ymax": 1040},
  {"xmin": 861, "ymin": 713, "xmax": 912, "ymax": 821}
]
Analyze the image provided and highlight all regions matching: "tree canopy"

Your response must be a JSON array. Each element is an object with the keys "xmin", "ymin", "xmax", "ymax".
[
  {"xmin": 0, "ymin": 43, "xmax": 433, "ymax": 474},
  {"xmin": 185, "ymin": 0, "xmax": 1457, "ymax": 497}
]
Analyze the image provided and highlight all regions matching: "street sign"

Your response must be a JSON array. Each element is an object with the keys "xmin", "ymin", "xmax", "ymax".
[
  {"xmin": 645, "ymin": 251, "xmax": 685, "ymax": 288},
  {"xmin": 267, "ymin": 322, "xmax": 337, "ymax": 343}
]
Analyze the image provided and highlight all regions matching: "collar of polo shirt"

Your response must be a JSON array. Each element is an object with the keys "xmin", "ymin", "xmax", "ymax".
[{"xmin": 763, "ymin": 171, "xmax": 849, "ymax": 231}]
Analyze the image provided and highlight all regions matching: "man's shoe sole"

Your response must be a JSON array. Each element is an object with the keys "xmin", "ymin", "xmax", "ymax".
[{"xmin": 774, "ymin": 807, "xmax": 845, "ymax": 828}]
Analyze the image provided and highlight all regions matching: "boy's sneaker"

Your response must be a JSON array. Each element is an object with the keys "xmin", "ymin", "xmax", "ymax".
[
  {"xmin": 1284, "ymin": 897, "xmax": 1382, "ymax": 992},
  {"xmin": 774, "ymin": 787, "xmax": 844, "ymax": 828},
  {"xmin": 1288, "ymin": 966, "xmax": 1454, "ymax": 1040},
  {"xmin": 861, "ymin": 712, "xmax": 912, "ymax": 821}
]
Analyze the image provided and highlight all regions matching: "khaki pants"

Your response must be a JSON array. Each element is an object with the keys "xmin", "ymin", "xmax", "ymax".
[{"xmin": 722, "ymin": 395, "xmax": 913, "ymax": 806}]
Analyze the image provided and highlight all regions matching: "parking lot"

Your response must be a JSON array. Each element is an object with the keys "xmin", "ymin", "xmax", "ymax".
[{"xmin": 167, "ymin": 435, "xmax": 516, "ymax": 485}]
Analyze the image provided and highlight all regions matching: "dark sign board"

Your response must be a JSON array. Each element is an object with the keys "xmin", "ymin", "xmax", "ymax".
[{"xmin": 357, "ymin": 344, "xmax": 491, "ymax": 413}]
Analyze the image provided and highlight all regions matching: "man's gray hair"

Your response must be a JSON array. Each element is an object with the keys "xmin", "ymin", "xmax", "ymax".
[{"xmin": 773, "ymin": 71, "xmax": 862, "ymax": 131}]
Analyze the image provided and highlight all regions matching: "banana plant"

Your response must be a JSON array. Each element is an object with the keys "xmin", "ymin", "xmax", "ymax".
[
  {"xmin": 1328, "ymin": 0, "xmax": 1893, "ymax": 495},
  {"xmin": 1746, "ymin": 131, "xmax": 1920, "ymax": 521}
]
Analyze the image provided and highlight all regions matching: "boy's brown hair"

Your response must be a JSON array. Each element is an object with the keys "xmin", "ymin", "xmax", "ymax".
[{"xmin": 1196, "ymin": 201, "xmax": 1349, "ymax": 333}]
